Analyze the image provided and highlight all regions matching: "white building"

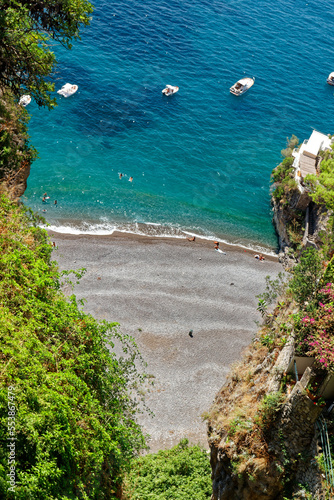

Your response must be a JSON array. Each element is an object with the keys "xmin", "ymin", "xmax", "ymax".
[{"xmin": 293, "ymin": 130, "xmax": 332, "ymax": 191}]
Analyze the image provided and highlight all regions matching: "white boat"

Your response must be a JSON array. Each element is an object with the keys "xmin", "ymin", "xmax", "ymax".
[
  {"xmin": 57, "ymin": 83, "xmax": 78, "ymax": 97},
  {"xmin": 230, "ymin": 77, "xmax": 255, "ymax": 96},
  {"xmin": 19, "ymin": 95, "xmax": 31, "ymax": 107},
  {"xmin": 327, "ymin": 72, "xmax": 334, "ymax": 86},
  {"xmin": 162, "ymin": 84, "xmax": 179, "ymax": 96}
]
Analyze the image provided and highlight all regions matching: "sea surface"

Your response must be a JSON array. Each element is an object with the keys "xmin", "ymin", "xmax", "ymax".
[{"xmin": 23, "ymin": 0, "xmax": 334, "ymax": 251}]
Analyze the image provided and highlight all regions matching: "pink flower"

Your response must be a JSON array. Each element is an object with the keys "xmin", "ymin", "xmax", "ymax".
[
  {"xmin": 319, "ymin": 302, "xmax": 325, "ymax": 307},
  {"xmin": 320, "ymin": 358, "xmax": 326, "ymax": 363},
  {"xmin": 310, "ymin": 318, "xmax": 315, "ymax": 323}
]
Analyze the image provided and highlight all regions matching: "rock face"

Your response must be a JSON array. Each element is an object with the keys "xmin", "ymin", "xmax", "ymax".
[
  {"xmin": 2, "ymin": 160, "xmax": 31, "ymax": 199},
  {"xmin": 271, "ymin": 190, "xmax": 330, "ymax": 270}
]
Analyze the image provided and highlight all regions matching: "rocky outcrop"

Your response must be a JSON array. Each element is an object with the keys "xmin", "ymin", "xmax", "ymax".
[
  {"xmin": 272, "ymin": 190, "xmax": 330, "ymax": 270},
  {"xmin": 1, "ymin": 160, "xmax": 31, "ymax": 199}
]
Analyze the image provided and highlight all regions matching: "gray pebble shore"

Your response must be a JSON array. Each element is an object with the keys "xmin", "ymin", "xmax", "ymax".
[{"xmin": 50, "ymin": 230, "xmax": 283, "ymax": 452}]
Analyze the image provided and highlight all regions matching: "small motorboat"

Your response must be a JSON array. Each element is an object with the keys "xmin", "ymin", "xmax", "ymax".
[
  {"xmin": 19, "ymin": 95, "xmax": 31, "ymax": 107},
  {"xmin": 327, "ymin": 72, "xmax": 334, "ymax": 85},
  {"xmin": 57, "ymin": 83, "xmax": 78, "ymax": 97},
  {"xmin": 230, "ymin": 77, "xmax": 255, "ymax": 96},
  {"xmin": 162, "ymin": 84, "xmax": 179, "ymax": 96}
]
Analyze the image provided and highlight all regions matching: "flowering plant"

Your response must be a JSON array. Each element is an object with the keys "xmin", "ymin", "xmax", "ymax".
[{"xmin": 295, "ymin": 283, "xmax": 334, "ymax": 370}]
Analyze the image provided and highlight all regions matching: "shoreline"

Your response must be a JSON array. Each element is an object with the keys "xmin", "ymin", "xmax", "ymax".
[
  {"xmin": 48, "ymin": 228, "xmax": 279, "ymax": 259},
  {"xmin": 49, "ymin": 229, "xmax": 282, "ymax": 452}
]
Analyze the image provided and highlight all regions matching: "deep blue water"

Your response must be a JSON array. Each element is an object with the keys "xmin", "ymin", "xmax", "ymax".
[{"xmin": 23, "ymin": 0, "xmax": 334, "ymax": 250}]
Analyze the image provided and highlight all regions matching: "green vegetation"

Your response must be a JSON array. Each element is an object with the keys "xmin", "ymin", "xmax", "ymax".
[
  {"xmin": 288, "ymin": 247, "xmax": 323, "ymax": 305},
  {"xmin": 271, "ymin": 156, "xmax": 297, "ymax": 203},
  {"xmin": 0, "ymin": 0, "xmax": 93, "ymax": 108},
  {"xmin": 281, "ymin": 134, "xmax": 299, "ymax": 158},
  {"xmin": 0, "ymin": 193, "xmax": 147, "ymax": 499},
  {"xmin": 306, "ymin": 145, "xmax": 334, "ymax": 211},
  {"xmin": 0, "ymin": 90, "xmax": 36, "ymax": 182},
  {"xmin": 271, "ymin": 136, "xmax": 300, "ymax": 203},
  {"xmin": 255, "ymin": 392, "xmax": 285, "ymax": 431},
  {"xmin": 123, "ymin": 439, "xmax": 211, "ymax": 500}
]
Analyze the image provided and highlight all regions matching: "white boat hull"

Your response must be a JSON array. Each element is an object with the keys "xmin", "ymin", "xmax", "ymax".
[
  {"xmin": 19, "ymin": 95, "xmax": 31, "ymax": 107},
  {"xmin": 162, "ymin": 85, "xmax": 179, "ymax": 96},
  {"xmin": 230, "ymin": 77, "xmax": 255, "ymax": 96},
  {"xmin": 57, "ymin": 83, "xmax": 78, "ymax": 97}
]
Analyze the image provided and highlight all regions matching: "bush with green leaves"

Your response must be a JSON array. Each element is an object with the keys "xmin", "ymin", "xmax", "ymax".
[
  {"xmin": 280, "ymin": 135, "xmax": 299, "ymax": 158},
  {"xmin": 305, "ymin": 153, "xmax": 334, "ymax": 211},
  {"xmin": 0, "ymin": 194, "xmax": 147, "ymax": 499},
  {"xmin": 256, "ymin": 273, "xmax": 287, "ymax": 307},
  {"xmin": 288, "ymin": 248, "xmax": 323, "ymax": 306},
  {"xmin": 123, "ymin": 439, "xmax": 211, "ymax": 500},
  {"xmin": 256, "ymin": 392, "xmax": 285, "ymax": 431},
  {"xmin": 271, "ymin": 156, "xmax": 298, "ymax": 203}
]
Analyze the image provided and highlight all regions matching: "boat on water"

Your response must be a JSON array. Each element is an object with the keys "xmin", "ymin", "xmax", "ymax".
[
  {"xmin": 57, "ymin": 83, "xmax": 78, "ymax": 97},
  {"xmin": 162, "ymin": 85, "xmax": 179, "ymax": 96},
  {"xmin": 230, "ymin": 77, "xmax": 255, "ymax": 96},
  {"xmin": 19, "ymin": 95, "xmax": 31, "ymax": 107},
  {"xmin": 327, "ymin": 72, "xmax": 334, "ymax": 85}
]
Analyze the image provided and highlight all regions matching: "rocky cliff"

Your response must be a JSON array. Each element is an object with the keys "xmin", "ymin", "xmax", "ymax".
[{"xmin": 207, "ymin": 324, "xmax": 328, "ymax": 499}]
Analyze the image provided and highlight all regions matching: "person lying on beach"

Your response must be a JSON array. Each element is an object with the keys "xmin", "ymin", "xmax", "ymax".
[
  {"xmin": 259, "ymin": 254, "xmax": 265, "ymax": 261},
  {"xmin": 187, "ymin": 236, "xmax": 195, "ymax": 241}
]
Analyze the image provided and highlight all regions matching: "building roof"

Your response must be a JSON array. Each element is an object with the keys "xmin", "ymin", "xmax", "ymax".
[{"xmin": 303, "ymin": 130, "xmax": 331, "ymax": 158}]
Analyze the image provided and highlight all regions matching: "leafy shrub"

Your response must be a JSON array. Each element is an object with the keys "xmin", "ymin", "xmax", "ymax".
[
  {"xmin": 256, "ymin": 273, "xmax": 287, "ymax": 306},
  {"xmin": 256, "ymin": 392, "xmax": 285, "ymax": 431},
  {"xmin": 280, "ymin": 135, "xmax": 299, "ymax": 158},
  {"xmin": 123, "ymin": 439, "xmax": 211, "ymax": 500},
  {"xmin": 288, "ymin": 248, "xmax": 323, "ymax": 305}
]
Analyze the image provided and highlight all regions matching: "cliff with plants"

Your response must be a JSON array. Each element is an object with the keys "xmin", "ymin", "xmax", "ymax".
[
  {"xmin": 207, "ymin": 135, "xmax": 334, "ymax": 499},
  {"xmin": 271, "ymin": 134, "xmax": 334, "ymax": 268}
]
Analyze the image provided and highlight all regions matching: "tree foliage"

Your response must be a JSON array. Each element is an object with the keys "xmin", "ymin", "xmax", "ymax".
[
  {"xmin": 0, "ymin": 194, "xmax": 147, "ymax": 499},
  {"xmin": 306, "ymin": 157, "xmax": 334, "ymax": 211},
  {"xmin": 123, "ymin": 439, "xmax": 211, "ymax": 500},
  {"xmin": 271, "ymin": 157, "xmax": 298, "ymax": 202},
  {"xmin": 281, "ymin": 134, "xmax": 299, "ymax": 158},
  {"xmin": 0, "ymin": 0, "xmax": 93, "ymax": 108}
]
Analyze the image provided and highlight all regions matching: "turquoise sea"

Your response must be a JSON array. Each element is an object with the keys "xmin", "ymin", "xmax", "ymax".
[{"xmin": 23, "ymin": 0, "xmax": 334, "ymax": 251}]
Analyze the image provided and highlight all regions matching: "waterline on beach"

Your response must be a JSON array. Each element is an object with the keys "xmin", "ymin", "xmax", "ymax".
[{"xmin": 46, "ymin": 221, "xmax": 278, "ymax": 256}]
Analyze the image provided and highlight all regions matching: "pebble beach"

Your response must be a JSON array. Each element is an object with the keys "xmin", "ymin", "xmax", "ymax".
[{"xmin": 50, "ymin": 230, "xmax": 283, "ymax": 451}]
